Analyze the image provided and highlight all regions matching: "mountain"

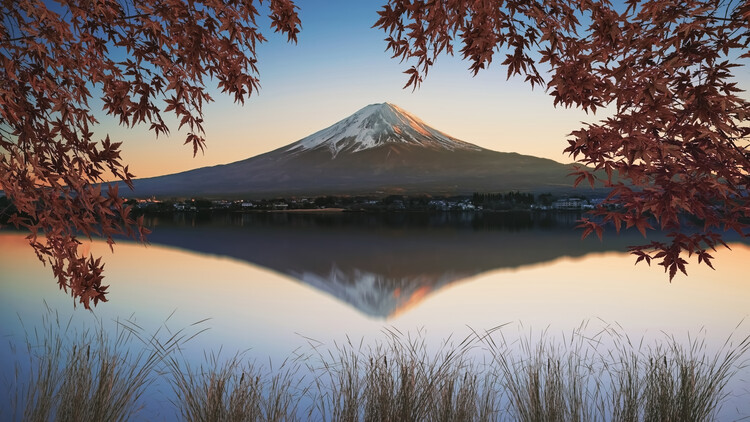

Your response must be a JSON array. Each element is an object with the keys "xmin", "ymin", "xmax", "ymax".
[
  {"xmin": 129, "ymin": 102, "xmax": 579, "ymax": 198},
  {"xmin": 284, "ymin": 102, "xmax": 483, "ymax": 156}
]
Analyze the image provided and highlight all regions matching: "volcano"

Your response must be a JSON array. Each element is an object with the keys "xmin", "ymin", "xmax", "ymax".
[{"xmin": 129, "ymin": 103, "xmax": 578, "ymax": 198}]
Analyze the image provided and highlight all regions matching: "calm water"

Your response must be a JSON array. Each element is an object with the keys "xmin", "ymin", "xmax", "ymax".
[{"xmin": 2, "ymin": 212, "xmax": 750, "ymax": 420}]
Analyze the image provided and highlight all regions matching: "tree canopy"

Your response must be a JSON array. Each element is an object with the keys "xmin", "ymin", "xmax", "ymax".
[
  {"xmin": 0, "ymin": 0, "xmax": 300, "ymax": 308},
  {"xmin": 374, "ymin": 0, "xmax": 750, "ymax": 279}
]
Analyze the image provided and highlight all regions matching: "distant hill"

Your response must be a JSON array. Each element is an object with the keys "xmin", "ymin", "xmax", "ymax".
[{"xmin": 129, "ymin": 103, "xmax": 585, "ymax": 198}]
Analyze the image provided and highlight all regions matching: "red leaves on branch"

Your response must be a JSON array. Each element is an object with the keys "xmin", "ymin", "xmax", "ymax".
[
  {"xmin": 0, "ymin": 0, "xmax": 300, "ymax": 308},
  {"xmin": 376, "ymin": 0, "xmax": 750, "ymax": 278}
]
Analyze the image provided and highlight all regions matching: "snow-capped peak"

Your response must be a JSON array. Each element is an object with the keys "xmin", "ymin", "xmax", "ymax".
[{"xmin": 285, "ymin": 103, "xmax": 483, "ymax": 157}]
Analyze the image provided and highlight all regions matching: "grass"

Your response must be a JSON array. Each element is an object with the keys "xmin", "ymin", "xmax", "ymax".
[
  {"xmin": 5, "ymin": 304, "xmax": 199, "ymax": 422},
  {"xmin": 602, "ymin": 323, "xmax": 750, "ymax": 422},
  {"xmin": 4, "ymin": 315, "xmax": 750, "ymax": 421},
  {"xmin": 302, "ymin": 328, "xmax": 497, "ymax": 422},
  {"xmin": 483, "ymin": 321, "xmax": 750, "ymax": 422},
  {"xmin": 166, "ymin": 351, "xmax": 304, "ymax": 421}
]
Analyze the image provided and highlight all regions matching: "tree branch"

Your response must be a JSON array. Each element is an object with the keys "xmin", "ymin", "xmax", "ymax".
[{"xmin": 1, "ymin": 35, "xmax": 33, "ymax": 43}]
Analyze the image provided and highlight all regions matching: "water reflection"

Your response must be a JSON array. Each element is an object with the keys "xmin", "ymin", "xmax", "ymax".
[
  {"xmin": 139, "ymin": 212, "xmax": 665, "ymax": 318},
  {"xmin": 3, "ymin": 213, "xmax": 750, "ymax": 420}
]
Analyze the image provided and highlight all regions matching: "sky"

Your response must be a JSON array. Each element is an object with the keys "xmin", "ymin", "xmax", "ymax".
[{"xmin": 98, "ymin": 0, "xmax": 749, "ymax": 179}]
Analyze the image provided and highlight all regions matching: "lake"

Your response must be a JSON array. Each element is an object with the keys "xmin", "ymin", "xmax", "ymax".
[{"xmin": 2, "ymin": 211, "xmax": 750, "ymax": 420}]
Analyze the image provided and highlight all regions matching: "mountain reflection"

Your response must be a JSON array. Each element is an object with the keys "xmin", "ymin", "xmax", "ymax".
[{"xmin": 141, "ymin": 212, "xmax": 652, "ymax": 318}]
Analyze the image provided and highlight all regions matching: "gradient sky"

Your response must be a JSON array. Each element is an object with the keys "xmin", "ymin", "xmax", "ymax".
[{"xmin": 97, "ymin": 0, "xmax": 749, "ymax": 178}]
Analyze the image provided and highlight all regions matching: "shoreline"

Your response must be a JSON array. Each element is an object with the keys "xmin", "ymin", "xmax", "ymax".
[{"xmin": 260, "ymin": 207, "xmax": 346, "ymax": 213}]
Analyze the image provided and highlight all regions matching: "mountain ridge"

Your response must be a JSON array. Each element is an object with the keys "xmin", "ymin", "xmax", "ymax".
[
  {"xmin": 127, "ymin": 103, "xmax": 585, "ymax": 198},
  {"xmin": 284, "ymin": 102, "xmax": 483, "ymax": 157}
]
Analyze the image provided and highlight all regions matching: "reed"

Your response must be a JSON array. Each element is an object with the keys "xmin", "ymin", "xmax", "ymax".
[
  {"xmin": 301, "ymin": 328, "xmax": 502, "ymax": 422},
  {"xmin": 480, "ymin": 323, "xmax": 604, "ymax": 422},
  {"xmin": 601, "ymin": 324, "xmax": 750, "ymax": 422},
  {"xmin": 166, "ymin": 350, "xmax": 304, "ymax": 422},
  {"xmin": 6, "ymin": 315, "xmax": 750, "ymax": 421},
  {"xmin": 8, "ymin": 304, "xmax": 187, "ymax": 422}
]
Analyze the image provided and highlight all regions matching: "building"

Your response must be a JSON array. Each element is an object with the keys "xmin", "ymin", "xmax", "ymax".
[{"xmin": 552, "ymin": 198, "xmax": 583, "ymax": 210}]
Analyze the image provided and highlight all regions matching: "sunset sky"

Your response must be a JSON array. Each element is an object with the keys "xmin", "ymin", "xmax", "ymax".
[{"xmin": 99, "ymin": 0, "xmax": 749, "ymax": 179}]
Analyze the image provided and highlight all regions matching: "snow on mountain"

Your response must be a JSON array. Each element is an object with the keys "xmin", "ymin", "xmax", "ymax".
[
  {"xmin": 284, "ymin": 102, "xmax": 483, "ymax": 157},
  {"xmin": 128, "ymin": 101, "xmax": 584, "ymax": 198}
]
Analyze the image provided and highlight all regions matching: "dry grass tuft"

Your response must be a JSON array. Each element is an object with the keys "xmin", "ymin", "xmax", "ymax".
[
  {"xmin": 6, "ymin": 314, "xmax": 749, "ymax": 422},
  {"xmin": 9, "ymin": 304, "xmax": 190, "ymax": 422},
  {"xmin": 167, "ymin": 350, "xmax": 305, "ymax": 422}
]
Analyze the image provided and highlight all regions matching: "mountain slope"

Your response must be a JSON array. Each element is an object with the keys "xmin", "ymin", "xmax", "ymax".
[
  {"xmin": 285, "ymin": 102, "xmax": 482, "ymax": 155},
  {"xmin": 130, "ymin": 103, "xmax": 579, "ymax": 198}
]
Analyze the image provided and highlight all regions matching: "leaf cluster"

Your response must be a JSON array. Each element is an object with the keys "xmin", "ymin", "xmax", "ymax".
[
  {"xmin": 0, "ymin": 0, "xmax": 301, "ymax": 307},
  {"xmin": 375, "ymin": 0, "xmax": 750, "ymax": 277}
]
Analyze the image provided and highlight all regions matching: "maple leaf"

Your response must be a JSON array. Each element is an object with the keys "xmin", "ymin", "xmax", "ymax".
[
  {"xmin": 375, "ymin": 0, "xmax": 750, "ymax": 278},
  {"xmin": 0, "ymin": 0, "xmax": 301, "ymax": 306}
]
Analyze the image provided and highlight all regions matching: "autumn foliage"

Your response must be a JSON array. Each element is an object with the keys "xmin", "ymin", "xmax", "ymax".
[
  {"xmin": 0, "ymin": 0, "xmax": 300, "ymax": 307},
  {"xmin": 375, "ymin": 0, "xmax": 750, "ymax": 279}
]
